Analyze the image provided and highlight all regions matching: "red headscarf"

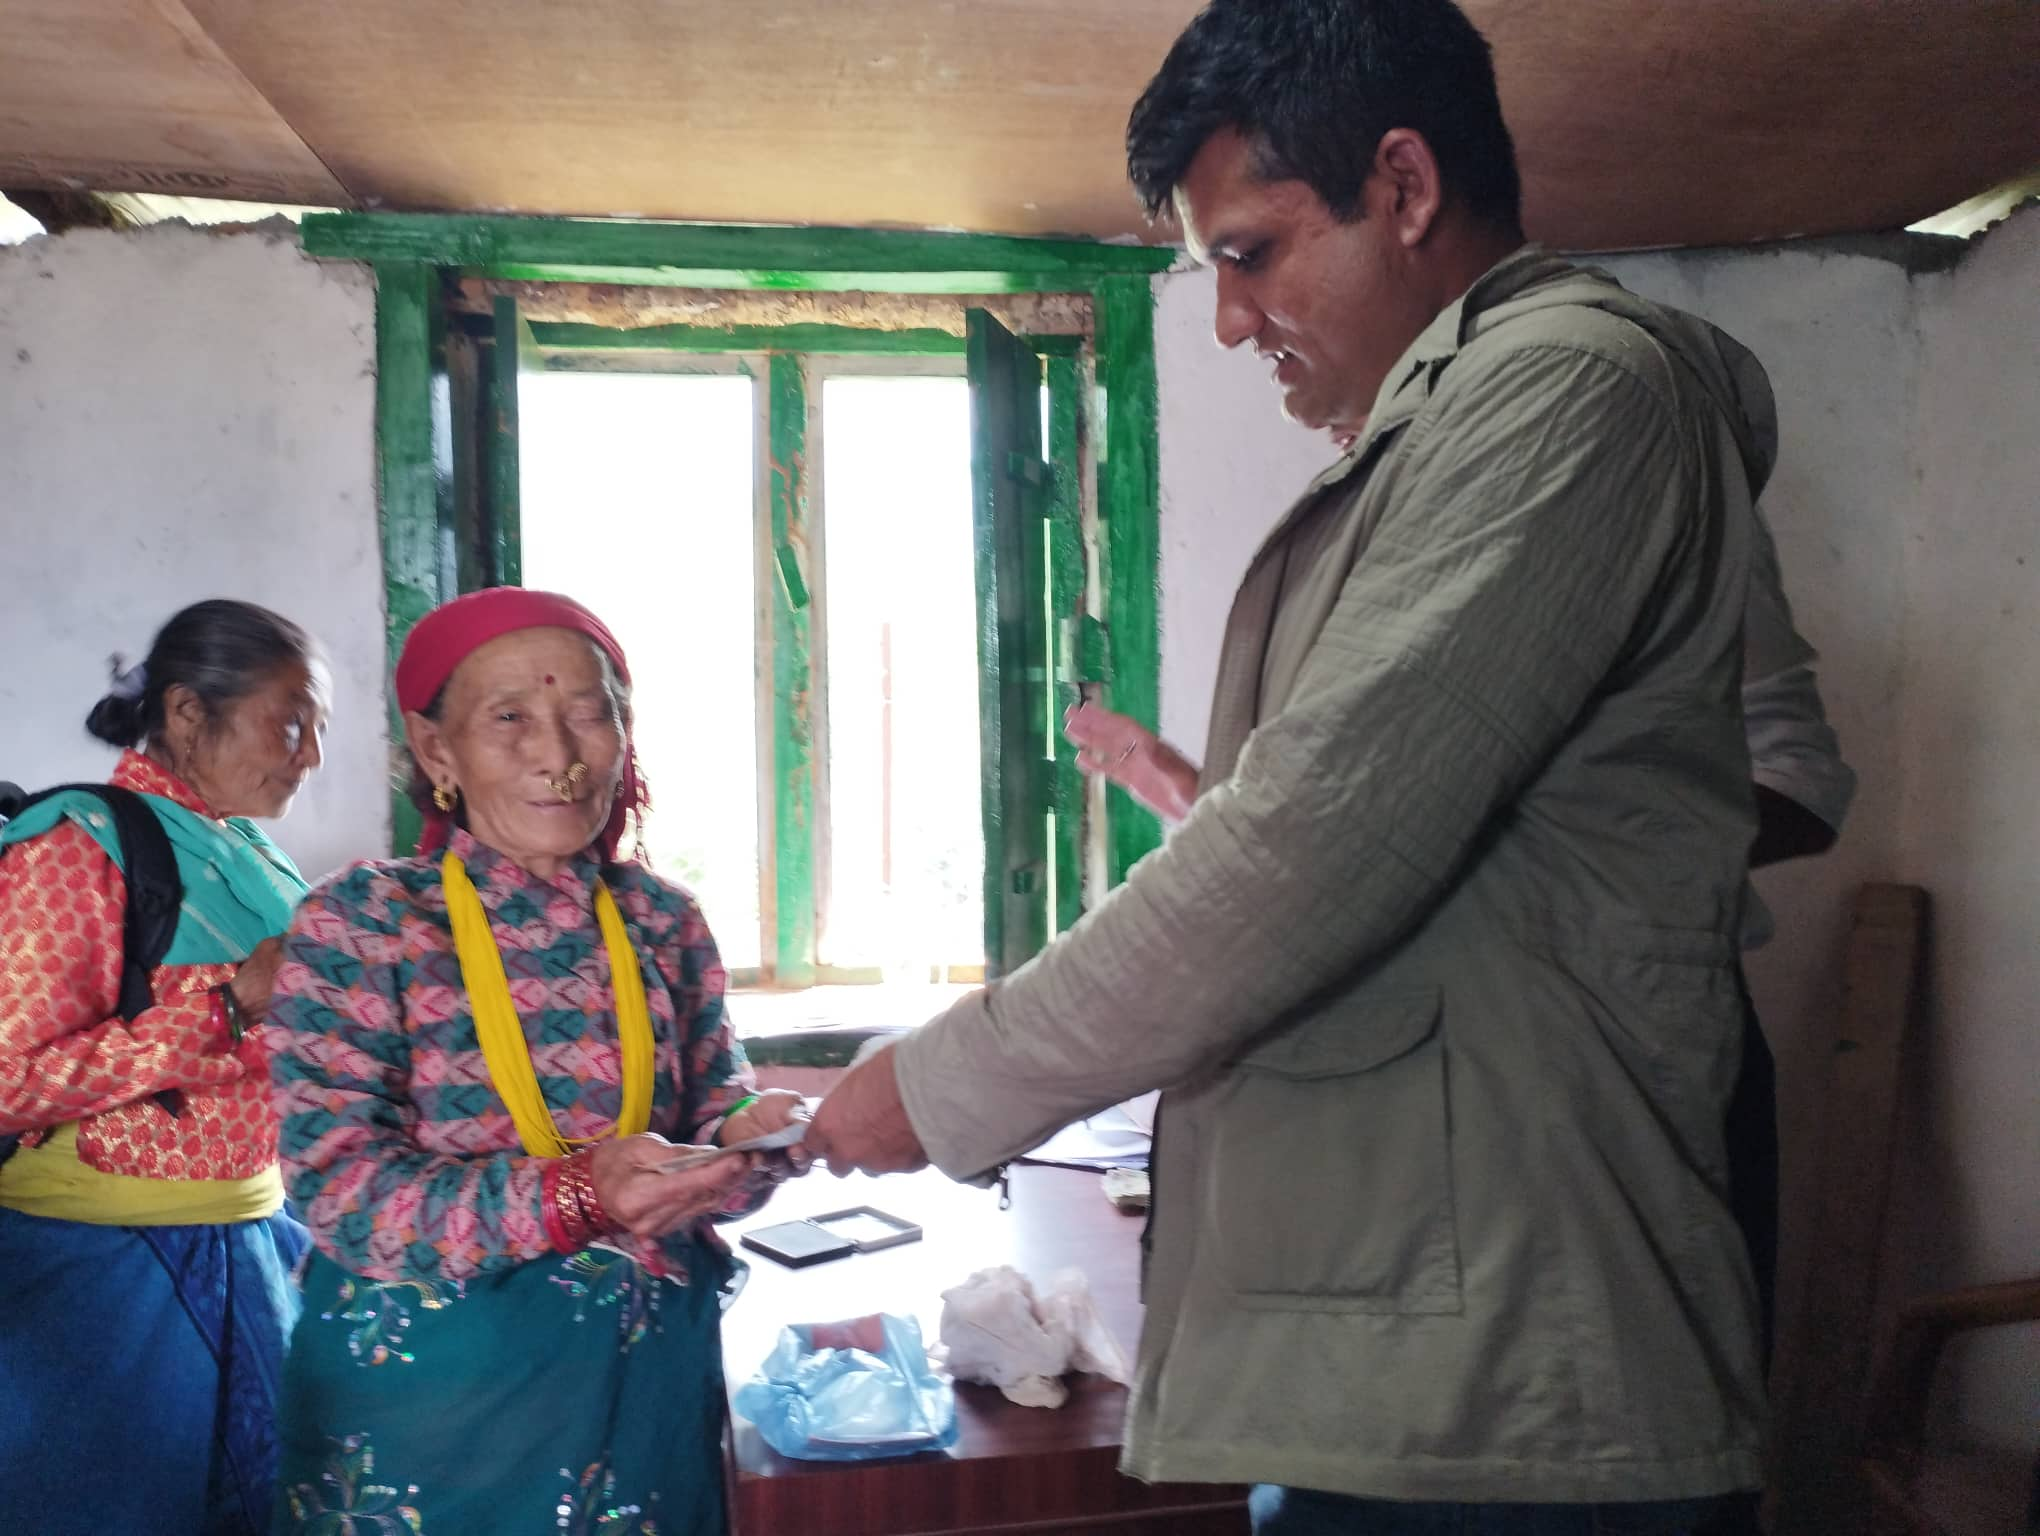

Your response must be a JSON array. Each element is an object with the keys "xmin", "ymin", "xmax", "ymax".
[{"xmin": 394, "ymin": 587, "xmax": 648, "ymax": 861}]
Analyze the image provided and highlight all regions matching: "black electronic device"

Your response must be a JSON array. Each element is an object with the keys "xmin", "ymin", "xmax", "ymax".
[
  {"xmin": 738, "ymin": 1206, "xmax": 924, "ymax": 1268},
  {"xmin": 741, "ymin": 1220, "xmax": 857, "ymax": 1268}
]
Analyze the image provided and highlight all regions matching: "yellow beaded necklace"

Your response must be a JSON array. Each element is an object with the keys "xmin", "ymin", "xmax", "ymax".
[{"xmin": 442, "ymin": 852, "xmax": 654, "ymax": 1157}]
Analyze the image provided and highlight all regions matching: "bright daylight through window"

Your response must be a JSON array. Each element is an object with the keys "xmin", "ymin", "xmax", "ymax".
[{"xmin": 518, "ymin": 367, "xmax": 985, "ymax": 1001}]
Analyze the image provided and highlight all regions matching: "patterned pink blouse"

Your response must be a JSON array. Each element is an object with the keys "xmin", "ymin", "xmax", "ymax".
[{"xmin": 270, "ymin": 828, "xmax": 760, "ymax": 1285}]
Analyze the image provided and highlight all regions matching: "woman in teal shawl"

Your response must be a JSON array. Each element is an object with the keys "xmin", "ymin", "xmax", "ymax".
[{"xmin": 0, "ymin": 599, "xmax": 332, "ymax": 1536}]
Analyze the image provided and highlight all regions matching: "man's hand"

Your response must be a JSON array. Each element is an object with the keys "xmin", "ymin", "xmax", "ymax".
[
  {"xmin": 1063, "ymin": 702, "xmax": 1198, "ymax": 824},
  {"xmin": 805, "ymin": 1046, "xmax": 929, "ymax": 1177}
]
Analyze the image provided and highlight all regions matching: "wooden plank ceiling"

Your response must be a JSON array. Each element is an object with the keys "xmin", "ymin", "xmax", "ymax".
[
  {"xmin": 2, "ymin": 0, "xmax": 2035, "ymax": 250},
  {"xmin": 0, "ymin": 0, "xmax": 346, "ymax": 205}
]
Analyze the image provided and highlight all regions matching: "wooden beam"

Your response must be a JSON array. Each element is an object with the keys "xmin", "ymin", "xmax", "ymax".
[
  {"xmin": 302, "ymin": 214, "xmax": 1175, "ymax": 293},
  {"xmin": 767, "ymin": 354, "xmax": 817, "ymax": 986},
  {"xmin": 1771, "ymin": 883, "xmax": 1932, "ymax": 1535},
  {"xmin": 483, "ymin": 296, "xmax": 526, "ymax": 588},
  {"xmin": 446, "ymin": 281, "xmax": 1096, "ymax": 340},
  {"xmin": 0, "ymin": 189, "xmax": 135, "ymax": 232},
  {"xmin": 1096, "ymin": 274, "xmax": 1163, "ymax": 888},
  {"xmin": 1045, "ymin": 351, "xmax": 1088, "ymax": 935},
  {"xmin": 525, "ymin": 321, "xmax": 1085, "ymax": 357},
  {"xmin": 373, "ymin": 262, "xmax": 455, "ymax": 856},
  {"xmin": 0, "ymin": 0, "xmax": 351, "ymax": 208}
]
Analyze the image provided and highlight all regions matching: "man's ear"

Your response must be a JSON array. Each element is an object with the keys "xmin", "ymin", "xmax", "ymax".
[{"xmin": 1374, "ymin": 127, "xmax": 1446, "ymax": 248}]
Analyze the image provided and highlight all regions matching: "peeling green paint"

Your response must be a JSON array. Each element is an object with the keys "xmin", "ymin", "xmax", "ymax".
[
  {"xmin": 1096, "ymin": 275, "xmax": 1163, "ymax": 887},
  {"xmin": 1044, "ymin": 352, "xmax": 1086, "ymax": 935},
  {"xmin": 768, "ymin": 354, "xmax": 816, "ymax": 986},
  {"xmin": 374, "ymin": 262, "xmax": 454, "ymax": 856},
  {"xmin": 966, "ymin": 311, "xmax": 1052, "ymax": 975},
  {"xmin": 484, "ymin": 296, "xmax": 532, "ymax": 587},
  {"xmin": 1065, "ymin": 614, "xmax": 1114, "ymax": 684},
  {"xmin": 304, "ymin": 214, "xmax": 1176, "ymax": 294}
]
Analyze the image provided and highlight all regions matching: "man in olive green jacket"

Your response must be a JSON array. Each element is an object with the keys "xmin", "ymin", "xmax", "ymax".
[{"xmin": 813, "ymin": 2, "xmax": 1770, "ymax": 1527}]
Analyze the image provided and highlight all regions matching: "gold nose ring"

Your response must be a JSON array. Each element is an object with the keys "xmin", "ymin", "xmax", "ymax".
[{"xmin": 547, "ymin": 762, "xmax": 589, "ymax": 801}]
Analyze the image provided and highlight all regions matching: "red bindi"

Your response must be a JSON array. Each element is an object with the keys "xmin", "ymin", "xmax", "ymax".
[{"xmin": 543, "ymin": 673, "xmax": 555, "ymax": 685}]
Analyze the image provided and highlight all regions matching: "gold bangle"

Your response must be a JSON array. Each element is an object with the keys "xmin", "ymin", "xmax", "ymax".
[{"xmin": 562, "ymin": 1151, "xmax": 611, "ymax": 1240}]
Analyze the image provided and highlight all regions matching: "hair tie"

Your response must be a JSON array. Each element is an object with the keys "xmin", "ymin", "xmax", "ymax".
[{"xmin": 106, "ymin": 654, "xmax": 149, "ymax": 702}]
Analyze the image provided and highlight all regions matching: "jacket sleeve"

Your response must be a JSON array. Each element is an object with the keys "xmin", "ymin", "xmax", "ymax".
[
  {"xmin": 1742, "ymin": 502, "xmax": 1856, "ymax": 833},
  {"xmin": 269, "ymin": 877, "xmax": 552, "ymax": 1284},
  {"xmin": 894, "ymin": 344, "xmax": 1708, "ymax": 1178},
  {"xmin": 0, "ymin": 820, "xmax": 242, "ymax": 1134}
]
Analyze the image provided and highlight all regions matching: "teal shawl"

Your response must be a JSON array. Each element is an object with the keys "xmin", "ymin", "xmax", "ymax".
[{"xmin": 0, "ymin": 788, "xmax": 308, "ymax": 964}]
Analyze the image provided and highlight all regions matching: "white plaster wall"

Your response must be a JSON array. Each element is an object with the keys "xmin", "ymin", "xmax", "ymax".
[
  {"xmin": 1155, "ymin": 263, "xmax": 1333, "ymax": 751},
  {"xmin": 0, "ymin": 224, "xmax": 385, "ymax": 882},
  {"xmin": 1892, "ymin": 208, "xmax": 2040, "ymax": 1450}
]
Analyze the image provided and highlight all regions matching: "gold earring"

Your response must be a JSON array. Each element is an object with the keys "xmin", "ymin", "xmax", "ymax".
[{"xmin": 432, "ymin": 784, "xmax": 457, "ymax": 813}]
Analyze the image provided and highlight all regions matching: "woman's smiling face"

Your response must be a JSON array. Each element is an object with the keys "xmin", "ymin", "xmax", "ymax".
[{"xmin": 405, "ymin": 627, "xmax": 628, "ymax": 879}]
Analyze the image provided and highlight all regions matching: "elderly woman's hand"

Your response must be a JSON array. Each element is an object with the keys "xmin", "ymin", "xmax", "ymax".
[
  {"xmin": 229, "ymin": 935, "xmax": 288, "ymax": 1025},
  {"xmin": 590, "ymin": 1134, "xmax": 755, "ymax": 1243},
  {"xmin": 718, "ymin": 1088, "xmax": 808, "ymax": 1147}
]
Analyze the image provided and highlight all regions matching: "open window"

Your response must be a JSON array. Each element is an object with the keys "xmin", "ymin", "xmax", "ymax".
[{"xmin": 324, "ymin": 214, "xmax": 1168, "ymax": 1016}]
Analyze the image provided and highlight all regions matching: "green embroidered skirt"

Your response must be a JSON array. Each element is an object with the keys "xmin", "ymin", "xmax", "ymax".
[{"xmin": 273, "ymin": 1246, "xmax": 731, "ymax": 1536}]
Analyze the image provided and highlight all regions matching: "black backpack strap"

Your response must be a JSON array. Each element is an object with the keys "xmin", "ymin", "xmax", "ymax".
[
  {"xmin": 12, "ymin": 783, "xmax": 184, "ymax": 1021},
  {"xmin": 81, "ymin": 788, "xmax": 189, "ymax": 1120},
  {"xmin": 85, "ymin": 785, "xmax": 184, "ymax": 1022}
]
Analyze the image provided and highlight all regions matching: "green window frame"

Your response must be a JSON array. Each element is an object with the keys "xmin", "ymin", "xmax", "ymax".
[{"xmin": 306, "ymin": 213, "xmax": 1170, "ymax": 981}]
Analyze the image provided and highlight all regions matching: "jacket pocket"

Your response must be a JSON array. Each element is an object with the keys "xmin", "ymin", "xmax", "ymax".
[{"xmin": 1209, "ymin": 989, "xmax": 1461, "ymax": 1314}]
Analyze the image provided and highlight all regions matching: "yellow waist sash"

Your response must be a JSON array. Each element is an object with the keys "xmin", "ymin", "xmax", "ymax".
[{"xmin": 0, "ymin": 1121, "xmax": 283, "ymax": 1226}]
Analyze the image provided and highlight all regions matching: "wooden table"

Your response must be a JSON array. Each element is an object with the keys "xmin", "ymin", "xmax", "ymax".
[{"xmin": 718, "ymin": 1163, "xmax": 1249, "ymax": 1536}]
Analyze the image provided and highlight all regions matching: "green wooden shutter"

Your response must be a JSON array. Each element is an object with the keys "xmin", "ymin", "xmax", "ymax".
[
  {"xmin": 483, "ymin": 294, "xmax": 539, "ymax": 587},
  {"xmin": 1042, "ymin": 351, "xmax": 1088, "ymax": 938},
  {"xmin": 966, "ymin": 310, "xmax": 1052, "ymax": 976}
]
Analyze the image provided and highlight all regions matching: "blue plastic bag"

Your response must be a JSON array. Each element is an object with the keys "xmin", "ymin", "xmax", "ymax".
[{"xmin": 732, "ymin": 1313, "xmax": 958, "ymax": 1461}]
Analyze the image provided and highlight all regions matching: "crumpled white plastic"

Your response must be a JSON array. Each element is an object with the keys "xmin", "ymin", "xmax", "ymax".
[
  {"xmin": 1037, "ymin": 1268, "xmax": 1132, "ymax": 1385},
  {"xmin": 936, "ymin": 1265, "xmax": 1132, "ymax": 1409}
]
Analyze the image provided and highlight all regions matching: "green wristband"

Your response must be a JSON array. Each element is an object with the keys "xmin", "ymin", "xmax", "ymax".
[
  {"xmin": 214, "ymin": 983, "xmax": 249, "ymax": 1044},
  {"xmin": 713, "ymin": 1093, "xmax": 762, "ymax": 1149}
]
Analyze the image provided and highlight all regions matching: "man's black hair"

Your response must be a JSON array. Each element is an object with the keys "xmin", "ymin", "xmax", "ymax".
[{"xmin": 1126, "ymin": 0, "xmax": 1523, "ymax": 232}]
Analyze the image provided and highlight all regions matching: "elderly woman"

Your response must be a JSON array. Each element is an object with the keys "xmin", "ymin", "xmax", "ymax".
[
  {"xmin": 268, "ymin": 587, "xmax": 802, "ymax": 1536},
  {"xmin": 0, "ymin": 598, "xmax": 329, "ymax": 1535}
]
